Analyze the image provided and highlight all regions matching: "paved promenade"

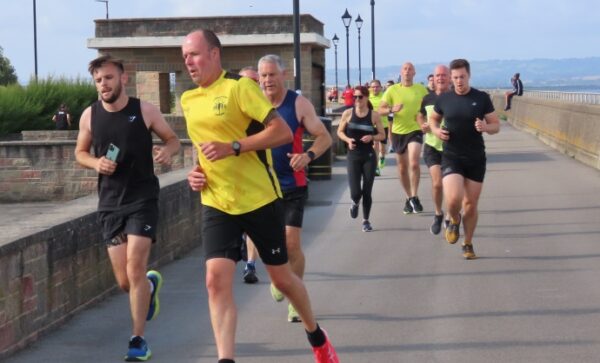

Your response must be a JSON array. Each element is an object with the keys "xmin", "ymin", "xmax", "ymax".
[{"xmin": 5, "ymin": 121, "xmax": 600, "ymax": 362}]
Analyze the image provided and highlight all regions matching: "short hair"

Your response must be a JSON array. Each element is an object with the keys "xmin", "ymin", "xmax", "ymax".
[
  {"xmin": 258, "ymin": 54, "xmax": 286, "ymax": 72},
  {"xmin": 370, "ymin": 79, "xmax": 382, "ymax": 86},
  {"xmin": 514, "ymin": 72, "xmax": 520, "ymax": 78},
  {"xmin": 199, "ymin": 29, "xmax": 222, "ymax": 53},
  {"xmin": 449, "ymin": 59, "xmax": 470, "ymax": 74},
  {"xmin": 88, "ymin": 55, "xmax": 124, "ymax": 75},
  {"xmin": 239, "ymin": 66, "xmax": 257, "ymax": 73},
  {"xmin": 427, "ymin": 74, "xmax": 434, "ymax": 79}
]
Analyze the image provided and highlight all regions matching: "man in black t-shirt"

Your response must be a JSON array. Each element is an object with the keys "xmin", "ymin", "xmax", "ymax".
[
  {"xmin": 429, "ymin": 59, "xmax": 500, "ymax": 260},
  {"xmin": 504, "ymin": 72, "xmax": 523, "ymax": 111}
]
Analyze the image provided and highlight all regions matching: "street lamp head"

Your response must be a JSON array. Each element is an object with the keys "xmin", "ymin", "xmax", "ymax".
[
  {"xmin": 332, "ymin": 33, "xmax": 339, "ymax": 46},
  {"xmin": 355, "ymin": 14, "xmax": 363, "ymax": 30},
  {"xmin": 341, "ymin": 9, "xmax": 352, "ymax": 28}
]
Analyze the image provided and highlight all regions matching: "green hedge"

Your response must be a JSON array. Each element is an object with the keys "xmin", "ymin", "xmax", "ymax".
[{"xmin": 0, "ymin": 77, "xmax": 97, "ymax": 137}]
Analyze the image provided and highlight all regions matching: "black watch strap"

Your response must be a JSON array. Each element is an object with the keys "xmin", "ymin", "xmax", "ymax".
[{"xmin": 306, "ymin": 150, "xmax": 316, "ymax": 162}]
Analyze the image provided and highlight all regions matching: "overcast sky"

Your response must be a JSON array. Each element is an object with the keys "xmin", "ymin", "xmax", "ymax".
[{"xmin": 1, "ymin": 0, "xmax": 599, "ymax": 83}]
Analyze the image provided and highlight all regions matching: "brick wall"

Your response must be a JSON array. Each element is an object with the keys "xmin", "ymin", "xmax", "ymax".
[
  {"xmin": 0, "ymin": 137, "xmax": 196, "ymax": 202},
  {"xmin": 0, "ymin": 169, "xmax": 202, "ymax": 358}
]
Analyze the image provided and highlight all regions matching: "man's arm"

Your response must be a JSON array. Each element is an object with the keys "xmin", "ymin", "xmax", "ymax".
[
  {"xmin": 141, "ymin": 101, "xmax": 181, "ymax": 165},
  {"xmin": 289, "ymin": 95, "xmax": 332, "ymax": 171},
  {"xmin": 199, "ymin": 109, "xmax": 292, "ymax": 162},
  {"xmin": 74, "ymin": 107, "xmax": 116, "ymax": 175},
  {"xmin": 476, "ymin": 112, "xmax": 500, "ymax": 135},
  {"xmin": 428, "ymin": 110, "xmax": 449, "ymax": 141}
]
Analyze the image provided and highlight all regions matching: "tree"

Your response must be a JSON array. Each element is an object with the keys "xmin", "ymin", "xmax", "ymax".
[{"xmin": 0, "ymin": 46, "xmax": 18, "ymax": 85}]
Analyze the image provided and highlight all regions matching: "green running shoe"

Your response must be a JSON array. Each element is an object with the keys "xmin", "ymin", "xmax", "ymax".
[
  {"xmin": 146, "ymin": 270, "xmax": 163, "ymax": 321},
  {"xmin": 288, "ymin": 303, "xmax": 301, "ymax": 323},
  {"xmin": 270, "ymin": 283, "xmax": 284, "ymax": 302}
]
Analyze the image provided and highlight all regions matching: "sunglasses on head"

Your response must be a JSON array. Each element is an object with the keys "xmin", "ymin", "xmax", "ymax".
[{"xmin": 353, "ymin": 95, "xmax": 364, "ymax": 100}]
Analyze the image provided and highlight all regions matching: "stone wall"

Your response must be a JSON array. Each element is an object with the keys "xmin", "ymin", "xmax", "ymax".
[
  {"xmin": 0, "ymin": 137, "xmax": 196, "ymax": 203},
  {"xmin": 492, "ymin": 94, "xmax": 600, "ymax": 170},
  {"xmin": 0, "ymin": 169, "xmax": 202, "ymax": 358}
]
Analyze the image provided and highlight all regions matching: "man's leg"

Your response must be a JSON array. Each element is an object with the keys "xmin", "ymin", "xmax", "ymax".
[
  {"xmin": 443, "ymin": 173, "xmax": 465, "ymax": 244},
  {"xmin": 286, "ymin": 226, "xmax": 304, "ymax": 279},
  {"xmin": 407, "ymin": 141, "xmax": 422, "ymax": 197},
  {"xmin": 429, "ymin": 164, "xmax": 443, "ymax": 215},
  {"xmin": 462, "ymin": 178, "xmax": 484, "ymax": 243},
  {"xmin": 243, "ymin": 237, "xmax": 260, "ymax": 284},
  {"xmin": 206, "ymin": 258, "xmax": 237, "ymax": 360},
  {"xmin": 395, "ymin": 151, "xmax": 411, "ymax": 197},
  {"xmin": 265, "ymin": 263, "xmax": 316, "ymax": 331}
]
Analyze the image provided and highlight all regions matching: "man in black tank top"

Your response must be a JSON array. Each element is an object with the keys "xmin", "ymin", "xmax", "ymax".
[{"xmin": 75, "ymin": 55, "xmax": 180, "ymax": 361}]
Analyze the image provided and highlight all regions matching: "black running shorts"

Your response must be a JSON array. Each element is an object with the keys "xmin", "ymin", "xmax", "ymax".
[
  {"xmin": 391, "ymin": 130, "xmax": 423, "ymax": 155},
  {"xmin": 97, "ymin": 200, "xmax": 158, "ymax": 246},
  {"xmin": 282, "ymin": 186, "xmax": 308, "ymax": 228},
  {"xmin": 423, "ymin": 144, "xmax": 442, "ymax": 168},
  {"xmin": 201, "ymin": 200, "xmax": 288, "ymax": 265},
  {"xmin": 441, "ymin": 153, "xmax": 486, "ymax": 183}
]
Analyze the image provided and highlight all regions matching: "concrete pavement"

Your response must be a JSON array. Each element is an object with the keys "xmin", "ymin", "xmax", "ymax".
[{"xmin": 5, "ymin": 121, "xmax": 600, "ymax": 362}]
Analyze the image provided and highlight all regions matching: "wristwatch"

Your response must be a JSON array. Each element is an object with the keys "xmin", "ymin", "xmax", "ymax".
[
  {"xmin": 306, "ymin": 150, "xmax": 316, "ymax": 162},
  {"xmin": 232, "ymin": 141, "xmax": 241, "ymax": 156}
]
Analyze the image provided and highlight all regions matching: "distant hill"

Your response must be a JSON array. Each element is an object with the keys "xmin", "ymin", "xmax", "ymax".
[{"xmin": 326, "ymin": 57, "xmax": 600, "ymax": 90}]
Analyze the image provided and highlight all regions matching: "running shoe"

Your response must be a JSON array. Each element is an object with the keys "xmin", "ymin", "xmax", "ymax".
[
  {"xmin": 146, "ymin": 270, "xmax": 163, "ymax": 321},
  {"xmin": 288, "ymin": 303, "xmax": 301, "ymax": 323},
  {"xmin": 124, "ymin": 336, "xmax": 151, "ymax": 362},
  {"xmin": 312, "ymin": 330, "xmax": 339, "ymax": 363},
  {"xmin": 443, "ymin": 219, "xmax": 450, "ymax": 230},
  {"xmin": 375, "ymin": 168, "xmax": 381, "ymax": 176},
  {"xmin": 410, "ymin": 196, "xmax": 423, "ymax": 213},
  {"xmin": 403, "ymin": 198, "xmax": 414, "ymax": 214},
  {"xmin": 430, "ymin": 214, "xmax": 444, "ymax": 235},
  {"xmin": 270, "ymin": 283, "xmax": 285, "ymax": 302},
  {"xmin": 350, "ymin": 203, "xmax": 359, "ymax": 219},
  {"xmin": 379, "ymin": 156, "xmax": 385, "ymax": 169},
  {"xmin": 462, "ymin": 243, "xmax": 477, "ymax": 260},
  {"xmin": 362, "ymin": 220, "xmax": 373, "ymax": 232},
  {"xmin": 243, "ymin": 263, "xmax": 259, "ymax": 284},
  {"xmin": 445, "ymin": 216, "xmax": 461, "ymax": 244}
]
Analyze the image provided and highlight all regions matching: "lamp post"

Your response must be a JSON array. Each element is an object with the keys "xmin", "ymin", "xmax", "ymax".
[
  {"xmin": 95, "ymin": 0, "xmax": 109, "ymax": 19},
  {"xmin": 355, "ymin": 14, "xmax": 363, "ymax": 85},
  {"xmin": 370, "ymin": 0, "xmax": 375, "ymax": 80},
  {"xmin": 332, "ymin": 34, "xmax": 339, "ymax": 97},
  {"xmin": 341, "ymin": 9, "xmax": 352, "ymax": 86},
  {"xmin": 33, "ymin": 0, "xmax": 38, "ymax": 79},
  {"xmin": 293, "ymin": 0, "xmax": 301, "ymax": 92}
]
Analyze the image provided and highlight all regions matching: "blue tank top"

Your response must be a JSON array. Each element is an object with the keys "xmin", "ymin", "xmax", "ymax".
[{"xmin": 272, "ymin": 90, "xmax": 307, "ymax": 191}]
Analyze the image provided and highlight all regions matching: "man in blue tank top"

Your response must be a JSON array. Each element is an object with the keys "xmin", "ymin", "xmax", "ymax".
[
  {"xmin": 75, "ymin": 55, "xmax": 180, "ymax": 361},
  {"xmin": 242, "ymin": 54, "xmax": 331, "ymax": 323}
]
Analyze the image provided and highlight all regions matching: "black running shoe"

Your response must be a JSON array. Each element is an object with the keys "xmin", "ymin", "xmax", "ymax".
[
  {"xmin": 410, "ymin": 196, "xmax": 423, "ymax": 213},
  {"xmin": 242, "ymin": 264, "xmax": 259, "ymax": 284},
  {"xmin": 362, "ymin": 220, "xmax": 373, "ymax": 232},
  {"xmin": 350, "ymin": 203, "xmax": 359, "ymax": 219},
  {"xmin": 430, "ymin": 214, "xmax": 444, "ymax": 235},
  {"xmin": 403, "ymin": 199, "xmax": 413, "ymax": 214}
]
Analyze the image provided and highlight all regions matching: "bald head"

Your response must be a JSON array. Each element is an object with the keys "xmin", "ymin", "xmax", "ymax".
[{"xmin": 400, "ymin": 62, "xmax": 416, "ymax": 85}]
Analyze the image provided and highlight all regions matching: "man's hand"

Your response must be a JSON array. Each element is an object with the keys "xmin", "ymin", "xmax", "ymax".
[
  {"xmin": 200, "ymin": 141, "xmax": 235, "ymax": 161},
  {"xmin": 474, "ymin": 118, "xmax": 486, "ymax": 133},
  {"xmin": 435, "ymin": 128, "xmax": 450, "ymax": 141},
  {"xmin": 188, "ymin": 165, "xmax": 207, "ymax": 191},
  {"xmin": 96, "ymin": 156, "xmax": 117, "ymax": 175},
  {"xmin": 153, "ymin": 145, "xmax": 173, "ymax": 165},
  {"xmin": 287, "ymin": 152, "xmax": 311, "ymax": 171},
  {"xmin": 391, "ymin": 104, "xmax": 404, "ymax": 113},
  {"xmin": 420, "ymin": 122, "xmax": 431, "ymax": 133}
]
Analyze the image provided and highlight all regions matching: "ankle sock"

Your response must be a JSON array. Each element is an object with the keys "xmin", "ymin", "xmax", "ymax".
[{"xmin": 306, "ymin": 324, "xmax": 326, "ymax": 347}]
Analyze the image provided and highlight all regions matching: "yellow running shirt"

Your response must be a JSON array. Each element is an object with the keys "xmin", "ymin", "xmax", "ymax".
[
  {"xmin": 382, "ymin": 83, "xmax": 428, "ymax": 135},
  {"xmin": 181, "ymin": 71, "xmax": 282, "ymax": 215},
  {"xmin": 368, "ymin": 92, "xmax": 388, "ymax": 128}
]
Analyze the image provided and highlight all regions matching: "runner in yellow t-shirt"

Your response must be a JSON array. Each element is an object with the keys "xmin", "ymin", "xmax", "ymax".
[
  {"xmin": 182, "ymin": 29, "xmax": 338, "ymax": 363},
  {"xmin": 378, "ymin": 62, "xmax": 429, "ymax": 214},
  {"xmin": 368, "ymin": 79, "xmax": 388, "ymax": 175}
]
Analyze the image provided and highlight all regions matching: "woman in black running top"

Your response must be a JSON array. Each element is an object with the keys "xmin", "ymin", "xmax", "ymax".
[{"xmin": 337, "ymin": 85, "xmax": 385, "ymax": 232}]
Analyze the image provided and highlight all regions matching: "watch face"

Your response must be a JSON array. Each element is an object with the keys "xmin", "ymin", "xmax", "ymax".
[{"xmin": 232, "ymin": 141, "xmax": 241, "ymax": 155}]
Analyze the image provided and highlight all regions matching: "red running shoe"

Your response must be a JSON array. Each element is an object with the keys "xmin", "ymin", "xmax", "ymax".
[{"xmin": 312, "ymin": 331, "xmax": 339, "ymax": 363}]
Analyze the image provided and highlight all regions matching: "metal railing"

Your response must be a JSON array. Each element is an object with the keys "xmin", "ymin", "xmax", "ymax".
[{"xmin": 487, "ymin": 89, "xmax": 600, "ymax": 105}]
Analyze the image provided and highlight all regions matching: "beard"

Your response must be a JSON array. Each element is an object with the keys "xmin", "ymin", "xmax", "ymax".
[{"xmin": 100, "ymin": 82, "xmax": 122, "ymax": 104}]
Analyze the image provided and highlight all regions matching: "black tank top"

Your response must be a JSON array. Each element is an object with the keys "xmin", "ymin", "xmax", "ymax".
[
  {"xmin": 345, "ymin": 108, "xmax": 376, "ymax": 155},
  {"xmin": 91, "ymin": 98, "xmax": 159, "ymax": 210}
]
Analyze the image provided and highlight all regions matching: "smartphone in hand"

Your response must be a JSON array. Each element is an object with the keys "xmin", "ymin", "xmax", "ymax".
[{"xmin": 106, "ymin": 143, "xmax": 120, "ymax": 162}]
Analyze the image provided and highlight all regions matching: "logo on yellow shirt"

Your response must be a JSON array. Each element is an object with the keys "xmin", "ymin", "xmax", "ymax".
[{"xmin": 213, "ymin": 96, "xmax": 227, "ymax": 116}]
